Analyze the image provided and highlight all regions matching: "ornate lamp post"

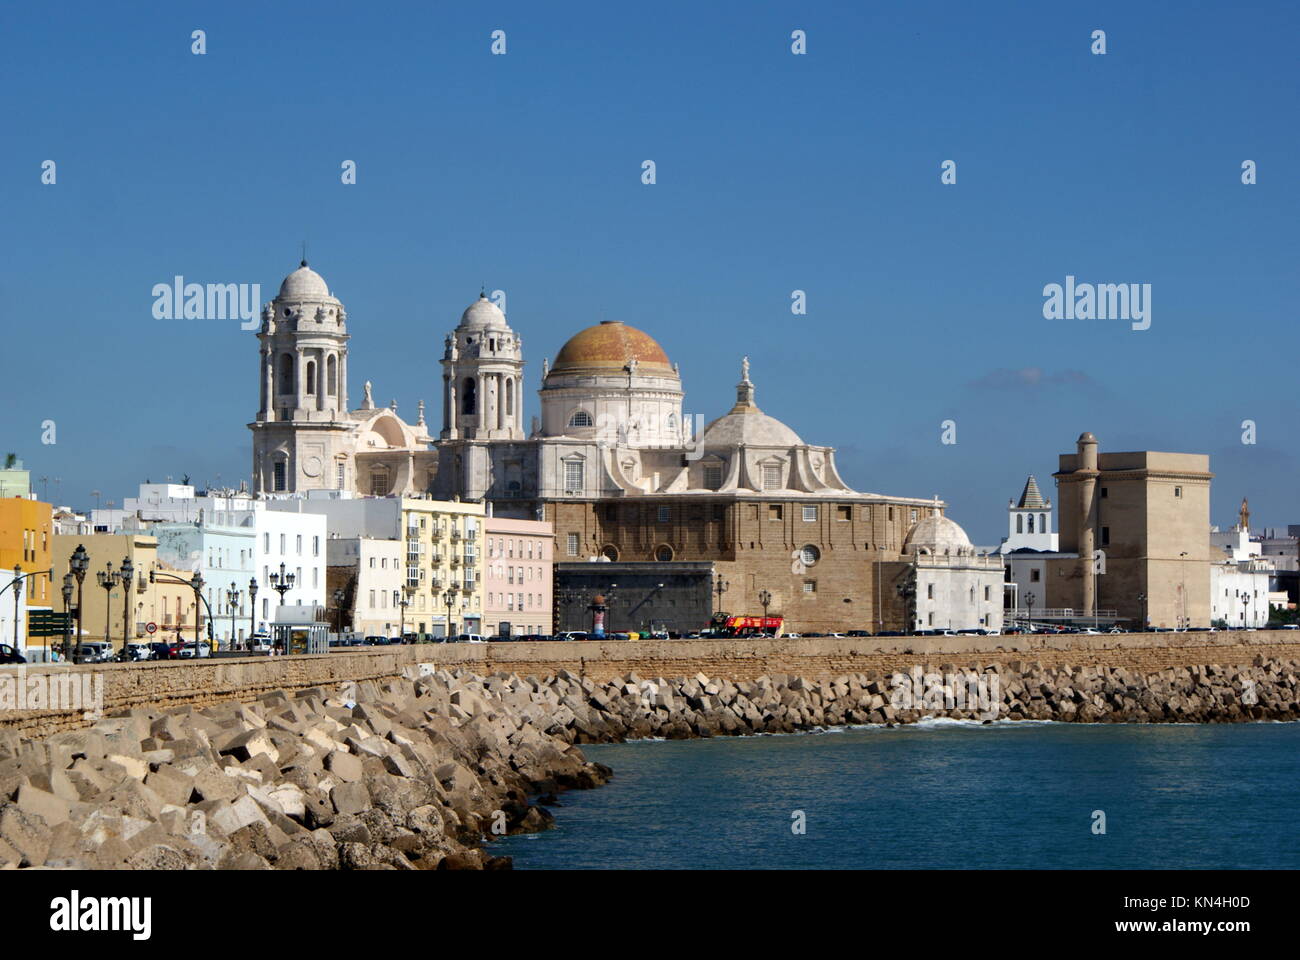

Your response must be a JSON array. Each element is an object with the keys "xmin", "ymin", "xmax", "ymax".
[
  {"xmin": 11, "ymin": 565, "xmax": 22, "ymax": 654},
  {"xmin": 443, "ymin": 585, "xmax": 459, "ymax": 640},
  {"xmin": 226, "ymin": 582, "xmax": 243, "ymax": 651},
  {"xmin": 248, "ymin": 577, "xmax": 259, "ymax": 644},
  {"xmin": 398, "ymin": 589, "xmax": 410, "ymax": 642},
  {"xmin": 119, "ymin": 556, "xmax": 134, "ymax": 650},
  {"xmin": 268, "ymin": 562, "xmax": 295, "ymax": 606},
  {"xmin": 60, "ymin": 573, "xmax": 73, "ymax": 661},
  {"xmin": 758, "ymin": 589, "xmax": 772, "ymax": 634},
  {"xmin": 69, "ymin": 544, "xmax": 89, "ymax": 662},
  {"xmin": 96, "ymin": 561, "xmax": 119, "ymax": 644},
  {"xmin": 1025, "ymin": 591, "xmax": 1036, "ymax": 631},
  {"xmin": 713, "ymin": 575, "xmax": 729, "ymax": 617}
]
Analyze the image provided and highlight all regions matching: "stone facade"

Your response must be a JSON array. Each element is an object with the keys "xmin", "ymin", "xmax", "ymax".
[{"xmin": 1050, "ymin": 433, "xmax": 1213, "ymax": 628}]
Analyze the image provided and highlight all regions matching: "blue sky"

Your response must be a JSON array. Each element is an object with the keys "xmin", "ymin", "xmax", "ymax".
[{"xmin": 2, "ymin": 1, "xmax": 1296, "ymax": 543}]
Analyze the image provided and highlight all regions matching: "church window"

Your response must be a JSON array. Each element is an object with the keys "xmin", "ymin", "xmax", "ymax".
[
  {"xmin": 802, "ymin": 505, "xmax": 817, "ymax": 522},
  {"xmin": 305, "ymin": 361, "xmax": 317, "ymax": 396},
  {"xmin": 1039, "ymin": 513, "xmax": 1046, "ymax": 531},
  {"xmin": 803, "ymin": 580, "xmax": 816, "ymax": 594},
  {"xmin": 1027, "ymin": 514, "xmax": 1034, "ymax": 533},
  {"xmin": 984, "ymin": 586, "xmax": 991, "ymax": 601},
  {"xmin": 1016, "ymin": 515, "xmax": 1023, "ymax": 534},
  {"xmin": 505, "ymin": 378, "xmax": 513, "ymax": 416},
  {"xmin": 1101, "ymin": 526, "xmax": 1110, "ymax": 546},
  {"xmin": 1174, "ymin": 486, "xmax": 1182, "ymax": 498},
  {"xmin": 273, "ymin": 461, "xmax": 287, "ymax": 492},
  {"xmin": 327, "ymin": 356, "xmax": 337, "ymax": 397},
  {"xmin": 1030, "ymin": 569, "xmax": 1041, "ymax": 583},
  {"xmin": 667, "ymin": 413, "xmax": 678, "ymax": 433},
  {"xmin": 762, "ymin": 463, "xmax": 781, "ymax": 490},
  {"xmin": 655, "ymin": 545, "xmax": 674, "ymax": 562},
  {"xmin": 703, "ymin": 464, "xmax": 723, "ymax": 490},
  {"xmin": 927, "ymin": 584, "xmax": 934, "ymax": 600},
  {"xmin": 279, "ymin": 354, "xmax": 294, "ymax": 394},
  {"xmin": 566, "ymin": 533, "xmax": 579, "ymax": 556},
  {"xmin": 800, "ymin": 544, "xmax": 819, "ymax": 567},
  {"xmin": 337, "ymin": 463, "xmax": 346, "ymax": 489},
  {"xmin": 370, "ymin": 469, "xmax": 389, "ymax": 496},
  {"xmin": 568, "ymin": 410, "xmax": 593, "ymax": 428},
  {"xmin": 657, "ymin": 506, "xmax": 670, "ymax": 523},
  {"xmin": 564, "ymin": 459, "xmax": 584, "ymax": 491},
  {"xmin": 462, "ymin": 378, "xmax": 477, "ymax": 415},
  {"xmin": 602, "ymin": 545, "xmax": 619, "ymax": 561},
  {"xmin": 910, "ymin": 509, "xmax": 918, "ymax": 522}
]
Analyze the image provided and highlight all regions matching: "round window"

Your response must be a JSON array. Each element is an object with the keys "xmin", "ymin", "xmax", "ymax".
[
  {"xmin": 655, "ymin": 545, "xmax": 674, "ymax": 562},
  {"xmin": 800, "ymin": 545, "xmax": 820, "ymax": 567}
]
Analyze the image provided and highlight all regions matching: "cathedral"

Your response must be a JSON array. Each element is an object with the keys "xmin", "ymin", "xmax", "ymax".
[{"xmin": 250, "ymin": 261, "xmax": 1002, "ymax": 632}]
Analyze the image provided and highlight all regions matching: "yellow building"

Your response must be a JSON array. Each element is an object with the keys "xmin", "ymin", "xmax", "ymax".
[
  {"xmin": 399, "ymin": 497, "xmax": 485, "ymax": 636},
  {"xmin": 0, "ymin": 497, "xmax": 54, "ymax": 642},
  {"xmin": 50, "ymin": 534, "xmax": 193, "ymax": 650}
]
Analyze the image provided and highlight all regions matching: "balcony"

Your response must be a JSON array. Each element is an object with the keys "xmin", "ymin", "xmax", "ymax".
[
  {"xmin": 450, "ymin": 555, "xmax": 461, "ymax": 567},
  {"xmin": 462, "ymin": 580, "xmax": 475, "ymax": 591},
  {"xmin": 450, "ymin": 530, "xmax": 462, "ymax": 542}
]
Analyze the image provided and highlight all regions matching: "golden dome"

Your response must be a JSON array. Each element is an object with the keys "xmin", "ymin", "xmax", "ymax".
[{"xmin": 551, "ymin": 321, "xmax": 674, "ymax": 375}]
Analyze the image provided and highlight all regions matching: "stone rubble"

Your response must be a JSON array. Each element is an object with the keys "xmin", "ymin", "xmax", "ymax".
[{"xmin": 1, "ymin": 657, "xmax": 1296, "ymax": 869}]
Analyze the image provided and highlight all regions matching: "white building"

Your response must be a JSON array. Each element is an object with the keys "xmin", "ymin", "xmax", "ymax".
[
  {"xmin": 905, "ymin": 515, "xmax": 1005, "ymax": 632},
  {"xmin": 1210, "ymin": 560, "xmax": 1271, "ymax": 627},
  {"xmin": 95, "ymin": 483, "xmax": 326, "ymax": 641}
]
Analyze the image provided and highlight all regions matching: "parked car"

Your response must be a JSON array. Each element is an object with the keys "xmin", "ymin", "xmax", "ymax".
[
  {"xmin": 845, "ymin": 630, "xmax": 872, "ymax": 637},
  {"xmin": 118, "ymin": 643, "xmax": 152, "ymax": 662},
  {"xmin": 363, "ymin": 636, "xmax": 390, "ymax": 646},
  {"xmin": 170, "ymin": 641, "xmax": 211, "ymax": 659},
  {"xmin": 0, "ymin": 643, "xmax": 26, "ymax": 665},
  {"xmin": 76, "ymin": 641, "xmax": 114, "ymax": 663},
  {"xmin": 147, "ymin": 641, "xmax": 174, "ymax": 660}
]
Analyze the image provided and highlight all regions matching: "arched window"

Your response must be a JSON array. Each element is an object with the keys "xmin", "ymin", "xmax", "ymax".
[
  {"xmin": 568, "ymin": 410, "xmax": 593, "ymax": 428},
  {"xmin": 326, "ymin": 355, "xmax": 337, "ymax": 397},
  {"xmin": 655, "ymin": 544, "xmax": 673, "ymax": 562},
  {"xmin": 1027, "ymin": 514, "xmax": 1035, "ymax": 533},
  {"xmin": 1040, "ymin": 513, "xmax": 1047, "ymax": 532},
  {"xmin": 279, "ymin": 354, "xmax": 295, "ymax": 394},
  {"xmin": 462, "ymin": 378, "xmax": 477, "ymax": 415},
  {"xmin": 1016, "ymin": 514, "xmax": 1023, "ymax": 534},
  {"xmin": 505, "ymin": 378, "xmax": 514, "ymax": 416},
  {"xmin": 305, "ymin": 360, "xmax": 317, "ymax": 396}
]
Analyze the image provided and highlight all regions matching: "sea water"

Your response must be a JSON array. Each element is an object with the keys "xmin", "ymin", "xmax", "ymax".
[{"xmin": 492, "ymin": 720, "xmax": 1300, "ymax": 869}]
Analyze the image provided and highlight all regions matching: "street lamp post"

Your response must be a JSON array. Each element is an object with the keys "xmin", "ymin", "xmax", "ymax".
[
  {"xmin": 758, "ymin": 589, "xmax": 772, "ymax": 635},
  {"xmin": 60, "ymin": 574, "xmax": 73, "ymax": 662},
  {"xmin": 398, "ymin": 589, "xmax": 410, "ymax": 642},
  {"xmin": 1178, "ymin": 551, "xmax": 1189, "ymax": 628},
  {"xmin": 119, "ymin": 556, "xmax": 134, "ymax": 651},
  {"xmin": 11, "ymin": 565, "xmax": 22, "ymax": 653},
  {"xmin": 226, "ymin": 583, "xmax": 243, "ymax": 652},
  {"xmin": 96, "ymin": 561, "xmax": 119, "ymax": 644},
  {"xmin": 69, "ymin": 544, "xmax": 89, "ymax": 663},
  {"xmin": 443, "ymin": 586, "xmax": 458, "ymax": 640},
  {"xmin": 1025, "ymin": 591, "xmax": 1036, "ymax": 631},
  {"xmin": 713, "ymin": 574, "xmax": 729, "ymax": 618},
  {"xmin": 269, "ymin": 562, "xmax": 295, "ymax": 606},
  {"xmin": 248, "ymin": 577, "xmax": 259, "ymax": 645}
]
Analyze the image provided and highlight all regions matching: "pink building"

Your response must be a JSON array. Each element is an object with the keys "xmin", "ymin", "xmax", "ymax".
[{"xmin": 483, "ymin": 516, "xmax": 554, "ymax": 637}]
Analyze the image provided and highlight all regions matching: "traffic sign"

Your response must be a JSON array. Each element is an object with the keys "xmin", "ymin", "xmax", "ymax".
[{"xmin": 145, "ymin": 622, "xmax": 157, "ymax": 635}]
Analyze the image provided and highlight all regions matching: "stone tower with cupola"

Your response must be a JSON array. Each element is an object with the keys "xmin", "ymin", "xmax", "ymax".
[
  {"xmin": 1004, "ymin": 475, "xmax": 1058, "ymax": 551},
  {"xmin": 250, "ymin": 261, "xmax": 354, "ymax": 494},
  {"xmin": 440, "ymin": 294, "xmax": 525, "ymax": 441}
]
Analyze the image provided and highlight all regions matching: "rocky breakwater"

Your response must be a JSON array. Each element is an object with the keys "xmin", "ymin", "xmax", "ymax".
[
  {"xmin": 0, "ymin": 667, "xmax": 609, "ymax": 870},
  {"xmin": 524, "ymin": 656, "xmax": 1300, "ymax": 744}
]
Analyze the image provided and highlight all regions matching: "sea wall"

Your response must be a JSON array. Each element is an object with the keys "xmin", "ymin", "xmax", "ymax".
[{"xmin": 3, "ymin": 630, "xmax": 1299, "ymax": 737}]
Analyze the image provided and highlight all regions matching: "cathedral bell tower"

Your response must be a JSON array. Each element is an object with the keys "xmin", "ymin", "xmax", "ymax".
[
  {"xmin": 249, "ymin": 261, "xmax": 352, "ymax": 494},
  {"xmin": 440, "ymin": 293, "xmax": 524, "ymax": 441}
]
